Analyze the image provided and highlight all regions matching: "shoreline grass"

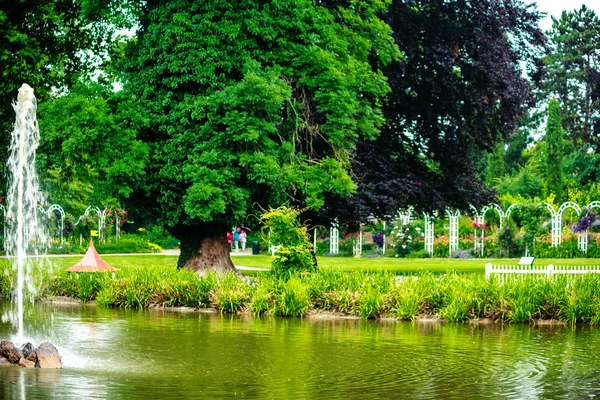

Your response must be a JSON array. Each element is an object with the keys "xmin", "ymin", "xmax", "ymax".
[{"xmin": 4, "ymin": 255, "xmax": 600, "ymax": 324}]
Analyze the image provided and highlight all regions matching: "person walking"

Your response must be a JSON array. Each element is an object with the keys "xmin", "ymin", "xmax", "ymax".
[
  {"xmin": 239, "ymin": 229, "xmax": 247, "ymax": 252},
  {"xmin": 233, "ymin": 227, "xmax": 241, "ymax": 251},
  {"xmin": 227, "ymin": 230, "xmax": 233, "ymax": 252}
]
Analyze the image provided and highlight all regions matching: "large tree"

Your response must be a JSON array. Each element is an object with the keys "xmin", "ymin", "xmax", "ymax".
[
  {"xmin": 118, "ymin": 0, "xmax": 398, "ymax": 271},
  {"xmin": 543, "ymin": 5, "xmax": 600, "ymax": 147},
  {"xmin": 313, "ymin": 0, "xmax": 546, "ymax": 227}
]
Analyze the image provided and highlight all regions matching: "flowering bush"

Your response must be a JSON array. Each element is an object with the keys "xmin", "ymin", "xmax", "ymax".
[
  {"xmin": 372, "ymin": 231, "xmax": 384, "ymax": 247},
  {"xmin": 572, "ymin": 211, "xmax": 600, "ymax": 233},
  {"xmin": 470, "ymin": 219, "xmax": 488, "ymax": 230},
  {"xmin": 390, "ymin": 224, "xmax": 421, "ymax": 257}
]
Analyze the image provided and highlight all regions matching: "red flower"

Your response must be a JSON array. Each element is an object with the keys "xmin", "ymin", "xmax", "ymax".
[
  {"xmin": 345, "ymin": 233, "xmax": 351, "ymax": 239},
  {"xmin": 354, "ymin": 233, "xmax": 359, "ymax": 237}
]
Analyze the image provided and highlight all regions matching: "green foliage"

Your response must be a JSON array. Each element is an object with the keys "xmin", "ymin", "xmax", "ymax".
[
  {"xmin": 212, "ymin": 273, "xmax": 250, "ymax": 313},
  {"xmin": 484, "ymin": 142, "xmax": 506, "ymax": 186},
  {"xmin": 542, "ymin": 5, "xmax": 600, "ymax": 146},
  {"xmin": 260, "ymin": 206, "xmax": 317, "ymax": 277},
  {"xmin": 117, "ymin": 0, "xmax": 396, "ymax": 237},
  {"xmin": 96, "ymin": 237, "xmax": 162, "ymax": 254},
  {"xmin": 0, "ymin": 1, "xmax": 123, "ymax": 171},
  {"xmin": 38, "ymin": 83, "xmax": 148, "ymax": 209},
  {"xmin": 544, "ymin": 99, "xmax": 565, "ymax": 202},
  {"xmin": 13, "ymin": 257, "xmax": 600, "ymax": 324},
  {"xmin": 276, "ymin": 276, "xmax": 311, "ymax": 317}
]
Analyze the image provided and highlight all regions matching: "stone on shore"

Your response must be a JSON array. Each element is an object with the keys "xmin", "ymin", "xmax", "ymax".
[
  {"xmin": 0, "ymin": 357, "xmax": 10, "ymax": 366},
  {"xmin": 0, "ymin": 340, "xmax": 23, "ymax": 364},
  {"xmin": 17, "ymin": 357, "xmax": 35, "ymax": 368},
  {"xmin": 21, "ymin": 342, "xmax": 35, "ymax": 359},
  {"xmin": 34, "ymin": 342, "xmax": 62, "ymax": 369}
]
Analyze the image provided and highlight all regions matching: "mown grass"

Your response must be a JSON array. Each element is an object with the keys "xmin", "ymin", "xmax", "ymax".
[
  {"xmin": 233, "ymin": 255, "xmax": 600, "ymax": 274},
  {"xmin": 3, "ymin": 255, "xmax": 600, "ymax": 324}
]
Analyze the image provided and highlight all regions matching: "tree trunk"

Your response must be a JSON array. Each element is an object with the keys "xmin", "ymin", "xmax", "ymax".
[{"xmin": 176, "ymin": 226, "xmax": 236, "ymax": 274}]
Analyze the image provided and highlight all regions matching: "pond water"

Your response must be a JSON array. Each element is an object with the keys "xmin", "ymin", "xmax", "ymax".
[{"xmin": 1, "ymin": 303, "xmax": 600, "ymax": 399}]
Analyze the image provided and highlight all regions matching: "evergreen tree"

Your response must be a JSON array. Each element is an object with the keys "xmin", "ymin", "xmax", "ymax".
[
  {"xmin": 545, "ymin": 99, "xmax": 565, "ymax": 202},
  {"xmin": 484, "ymin": 143, "xmax": 506, "ymax": 187},
  {"xmin": 543, "ymin": 5, "xmax": 600, "ymax": 146}
]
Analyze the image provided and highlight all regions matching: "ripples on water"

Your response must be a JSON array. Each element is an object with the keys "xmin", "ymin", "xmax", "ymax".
[{"xmin": 1, "ymin": 303, "xmax": 600, "ymax": 399}]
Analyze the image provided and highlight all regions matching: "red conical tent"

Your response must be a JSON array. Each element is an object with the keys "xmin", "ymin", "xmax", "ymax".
[{"xmin": 67, "ymin": 240, "xmax": 117, "ymax": 273}]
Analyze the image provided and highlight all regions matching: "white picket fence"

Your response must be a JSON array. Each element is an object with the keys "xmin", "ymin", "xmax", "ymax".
[{"xmin": 485, "ymin": 263, "xmax": 600, "ymax": 277}]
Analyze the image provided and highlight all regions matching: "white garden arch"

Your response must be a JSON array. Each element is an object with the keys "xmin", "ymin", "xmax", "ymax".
[
  {"xmin": 446, "ymin": 209, "xmax": 460, "ymax": 256},
  {"xmin": 470, "ymin": 204, "xmax": 504, "ymax": 257},
  {"xmin": 46, "ymin": 204, "xmax": 65, "ymax": 244}
]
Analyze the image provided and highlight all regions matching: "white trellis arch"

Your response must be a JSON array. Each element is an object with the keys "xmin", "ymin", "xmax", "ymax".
[
  {"xmin": 557, "ymin": 201, "xmax": 582, "ymax": 249},
  {"xmin": 397, "ymin": 206, "xmax": 414, "ymax": 226},
  {"xmin": 329, "ymin": 218, "xmax": 339, "ymax": 255},
  {"xmin": 469, "ymin": 205, "xmax": 484, "ymax": 257},
  {"xmin": 446, "ymin": 209, "xmax": 460, "ymax": 256},
  {"xmin": 470, "ymin": 204, "xmax": 504, "ymax": 257},
  {"xmin": 78, "ymin": 206, "xmax": 103, "ymax": 243},
  {"xmin": 538, "ymin": 202, "xmax": 559, "ymax": 247},
  {"xmin": 504, "ymin": 203, "xmax": 521, "ymax": 221},
  {"xmin": 46, "ymin": 204, "xmax": 65, "ymax": 244},
  {"xmin": 580, "ymin": 201, "xmax": 600, "ymax": 253},
  {"xmin": 423, "ymin": 212, "xmax": 435, "ymax": 257}
]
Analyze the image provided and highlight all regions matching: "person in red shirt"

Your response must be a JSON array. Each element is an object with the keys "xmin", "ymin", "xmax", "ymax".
[{"xmin": 226, "ymin": 230, "xmax": 233, "ymax": 252}]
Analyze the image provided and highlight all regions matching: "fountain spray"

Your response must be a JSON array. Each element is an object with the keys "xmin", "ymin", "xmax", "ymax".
[{"xmin": 5, "ymin": 84, "xmax": 47, "ymax": 340}]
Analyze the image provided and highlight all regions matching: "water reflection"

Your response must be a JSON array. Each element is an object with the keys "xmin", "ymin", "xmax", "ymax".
[{"xmin": 0, "ymin": 303, "xmax": 599, "ymax": 399}]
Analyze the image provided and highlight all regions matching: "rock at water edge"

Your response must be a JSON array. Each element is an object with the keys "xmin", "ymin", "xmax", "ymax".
[
  {"xmin": 18, "ymin": 358, "xmax": 35, "ymax": 368},
  {"xmin": 25, "ymin": 350, "xmax": 36, "ymax": 363},
  {"xmin": 21, "ymin": 342, "xmax": 35, "ymax": 359},
  {"xmin": 0, "ymin": 340, "xmax": 23, "ymax": 364},
  {"xmin": 35, "ymin": 342, "xmax": 62, "ymax": 369},
  {"xmin": 0, "ymin": 357, "xmax": 10, "ymax": 366}
]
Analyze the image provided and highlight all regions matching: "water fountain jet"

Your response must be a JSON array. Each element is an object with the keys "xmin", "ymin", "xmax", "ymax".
[{"xmin": 5, "ymin": 83, "xmax": 47, "ymax": 340}]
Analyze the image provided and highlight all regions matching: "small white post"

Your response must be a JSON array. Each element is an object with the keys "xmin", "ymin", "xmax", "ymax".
[
  {"xmin": 382, "ymin": 221, "xmax": 386, "ymax": 256},
  {"xmin": 359, "ymin": 229, "xmax": 362, "ymax": 255},
  {"xmin": 547, "ymin": 264, "xmax": 554, "ymax": 277},
  {"xmin": 313, "ymin": 227, "xmax": 317, "ymax": 254},
  {"xmin": 485, "ymin": 263, "xmax": 492, "ymax": 277}
]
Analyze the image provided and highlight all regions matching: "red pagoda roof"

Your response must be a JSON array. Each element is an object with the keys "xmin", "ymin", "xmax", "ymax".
[{"xmin": 67, "ymin": 240, "xmax": 117, "ymax": 273}]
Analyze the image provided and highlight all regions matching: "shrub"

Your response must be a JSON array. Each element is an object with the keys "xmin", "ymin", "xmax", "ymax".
[
  {"xmin": 260, "ymin": 206, "xmax": 316, "ymax": 278},
  {"xmin": 96, "ymin": 236, "xmax": 162, "ymax": 254}
]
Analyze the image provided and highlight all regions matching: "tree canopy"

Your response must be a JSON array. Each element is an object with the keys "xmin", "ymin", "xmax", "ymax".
[
  {"xmin": 313, "ymin": 0, "xmax": 546, "ymax": 227},
  {"xmin": 542, "ymin": 5, "xmax": 600, "ymax": 147},
  {"xmin": 114, "ymin": 0, "xmax": 398, "ymax": 268}
]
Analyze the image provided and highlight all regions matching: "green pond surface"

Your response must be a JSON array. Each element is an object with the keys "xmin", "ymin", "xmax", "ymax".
[{"xmin": 1, "ymin": 303, "xmax": 600, "ymax": 399}]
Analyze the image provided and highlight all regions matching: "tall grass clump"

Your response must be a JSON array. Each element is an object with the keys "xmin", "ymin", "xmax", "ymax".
[
  {"xmin": 500, "ymin": 276, "xmax": 545, "ymax": 323},
  {"xmin": 437, "ymin": 273, "xmax": 491, "ymax": 322},
  {"xmin": 260, "ymin": 206, "xmax": 316, "ymax": 279},
  {"xmin": 211, "ymin": 272, "xmax": 250, "ymax": 313},
  {"xmin": 357, "ymin": 285, "xmax": 386, "ymax": 319},
  {"xmin": 158, "ymin": 270, "xmax": 217, "ymax": 308},
  {"xmin": 249, "ymin": 276, "xmax": 277, "ymax": 316},
  {"xmin": 95, "ymin": 266, "xmax": 162, "ymax": 309},
  {"xmin": 389, "ymin": 275, "xmax": 429, "ymax": 320},
  {"xmin": 276, "ymin": 276, "xmax": 311, "ymax": 317},
  {"xmin": 557, "ymin": 275, "xmax": 600, "ymax": 324}
]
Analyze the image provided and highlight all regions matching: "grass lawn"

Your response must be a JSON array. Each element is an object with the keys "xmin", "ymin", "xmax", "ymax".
[
  {"xmin": 10, "ymin": 254, "xmax": 600, "ymax": 275},
  {"xmin": 230, "ymin": 255, "xmax": 600, "ymax": 274}
]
